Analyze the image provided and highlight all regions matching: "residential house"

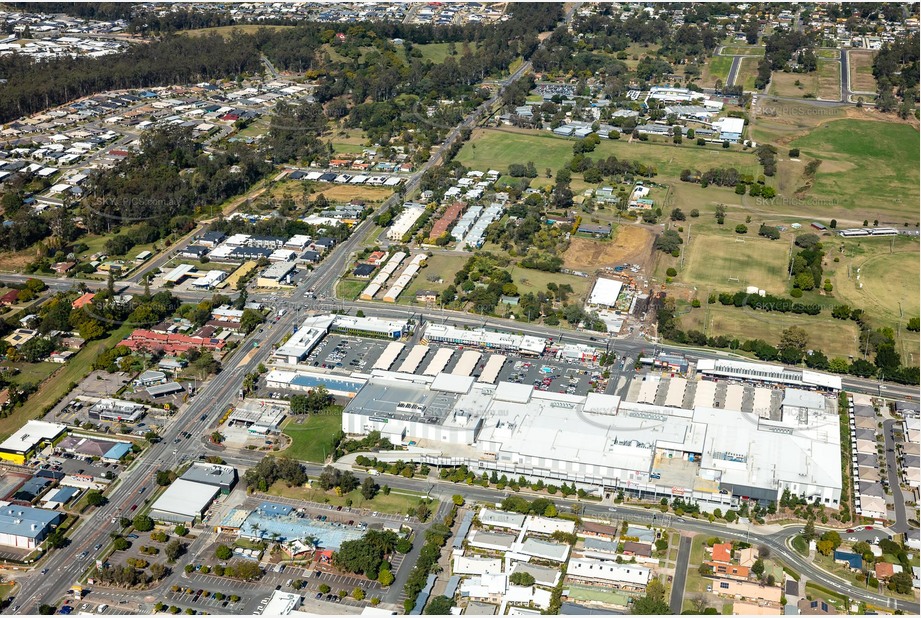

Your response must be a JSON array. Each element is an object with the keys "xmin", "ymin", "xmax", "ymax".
[{"xmin": 798, "ymin": 599, "xmax": 837, "ymax": 615}]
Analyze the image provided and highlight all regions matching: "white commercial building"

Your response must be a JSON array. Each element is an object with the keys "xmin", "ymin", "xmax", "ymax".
[
  {"xmin": 696, "ymin": 359, "xmax": 842, "ymax": 391},
  {"xmin": 424, "ymin": 324, "xmax": 546, "ymax": 356},
  {"xmin": 149, "ymin": 479, "xmax": 220, "ymax": 524},
  {"xmin": 343, "ymin": 370, "xmax": 842, "ymax": 508},
  {"xmin": 588, "ymin": 278, "xmax": 624, "ymax": 308}
]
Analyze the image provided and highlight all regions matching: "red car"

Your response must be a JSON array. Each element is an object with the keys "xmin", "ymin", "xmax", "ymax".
[
  {"xmin": 864, "ymin": 526, "xmax": 873, "ymax": 530},
  {"xmin": 846, "ymin": 528, "xmax": 855, "ymax": 533}
]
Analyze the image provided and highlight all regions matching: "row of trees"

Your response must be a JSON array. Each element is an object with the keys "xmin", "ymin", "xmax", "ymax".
[
  {"xmin": 657, "ymin": 298, "xmax": 919, "ymax": 384},
  {"xmin": 242, "ymin": 456, "xmax": 307, "ymax": 492}
]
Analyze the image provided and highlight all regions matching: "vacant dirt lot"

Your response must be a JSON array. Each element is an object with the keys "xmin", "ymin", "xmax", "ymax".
[
  {"xmin": 563, "ymin": 225, "xmax": 654, "ymax": 271},
  {"xmin": 313, "ymin": 184, "xmax": 394, "ymax": 203}
]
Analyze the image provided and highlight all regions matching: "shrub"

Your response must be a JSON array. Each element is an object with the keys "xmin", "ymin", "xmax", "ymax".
[{"xmin": 666, "ymin": 267, "xmax": 678, "ymax": 277}]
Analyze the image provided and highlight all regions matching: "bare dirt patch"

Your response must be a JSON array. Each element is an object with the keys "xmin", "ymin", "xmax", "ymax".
[
  {"xmin": 0, "ymin": 249, "xmax": 37, "ymax": 273},
  {"xmin": 313, "ymin": 184, "xmax": 394, "ymax": 203},
  {"xmin": 563, "ymin": 225, "xmax": 654, "ymax": 271},
  {"xmin": 848, "ymin": 50, "xmax": 877, "ymax": 92}
]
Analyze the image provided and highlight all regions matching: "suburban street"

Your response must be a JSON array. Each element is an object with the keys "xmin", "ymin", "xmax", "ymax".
[
  {"xmin": 882, "ymin": 418, "xmax": 910, "ymax": 534},
  {"xmin": 4, "ymin": 5, "xmax": 917, "ymax": 613}
]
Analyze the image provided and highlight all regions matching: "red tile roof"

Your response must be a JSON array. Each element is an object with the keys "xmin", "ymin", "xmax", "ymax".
[
  {"xmin": 428, "ymin": 201, "xmax": 465, "ymax": 242},
  {"xmin": 72, "ymin": 292, "xmax": 96, "ymax": 309},
  {"xmin": 712, "ymin": 542, "xmax": 732, "ymax": 563}
]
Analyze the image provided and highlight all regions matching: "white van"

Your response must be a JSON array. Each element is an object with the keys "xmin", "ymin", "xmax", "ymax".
[{"xmin": 97, "ymin": 604, "xmax": 109, "ymax": 613}]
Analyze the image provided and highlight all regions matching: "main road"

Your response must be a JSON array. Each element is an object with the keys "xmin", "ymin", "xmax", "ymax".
[
  {"xmin": 13, "ymin": 7, "xmax": 588, "ymax": 612},
  {"xmin": 203, "ymin": 447, "xmax": 921, "ymax": 615}
]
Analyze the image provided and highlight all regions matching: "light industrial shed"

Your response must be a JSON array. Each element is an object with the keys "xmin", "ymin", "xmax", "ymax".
[{"xmin": 149, "ymin": 479, "xmax": 219, "ymax": 524}]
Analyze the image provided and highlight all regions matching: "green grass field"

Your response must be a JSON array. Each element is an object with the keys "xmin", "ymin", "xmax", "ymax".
[
  {"xmin": 679, "ymin": 303, "xmax": 862, "ymax": 358},
  {"xmin": 817, "ymin": 60, "xmax": 842, "ymax": 100},
  {"xmin": 817, "ymin": 48, "xmax": 840, "ymax": 59},
  {"xmin": 337, "ymin": 279, "xmax": 368, "ymax": 302},
  {"xmin": 789, "ymin": 119, "xmax": 920, "ymax": 220},
  {"xmin": 280, "ymin": 409, "xmax": 343, "ymax": 463},
  {"xmin": 828, "ymin": 238, "xmax": 920, "ymax": 324},
  {"xmin": 456, "ymin": 129, "xmax": 763, "ymax": 180},
  {"xmin": 3, "ymin": 362, "xmax": 59, "ymax": 387},
  {"xmin": 506, "ymin": 264, "xmax": 591, "ymax": 305},
  {"xmin": 566, "ymin": 584, "xmax": 632, "ymax": 606},
  {"xmin": 414, "ymin": 42, "xmax": 475, "ymax": 64},
  {"xmin": 737, "ymin": 57, "xmax": 761, "ymax": 90},
  {"xmin": 679, "ymin": 232, "xmax": 791, "ymax": 294},
  {"xmin": 266, "ymin": 480, "xmax": 428, "ymax": 516},
  {"xmin": 398, "ymin": 254, "xmax": 469, "ymax": 305},
  {"xmin": 702, "ymin": 55, "xmax": 732, "ymax": 84}
]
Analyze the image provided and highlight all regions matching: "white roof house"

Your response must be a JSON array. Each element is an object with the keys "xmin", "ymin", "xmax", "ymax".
[
  {"xmin": 452, "ymin": 555, "xmax": 503, "ymax": 575},
  {"xmin": 478, "ymin": 508, "xmax": 526, "ymax": 530},
  {"xmin": 568, "ymin": 558, "xmax": 651, "ymax": 586}
]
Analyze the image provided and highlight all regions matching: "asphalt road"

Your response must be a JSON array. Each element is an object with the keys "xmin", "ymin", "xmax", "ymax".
[
  {"xmin": 726, "ymin": 56, "xmax": 742, "ymax": 88},
  {"xmin": 882, "ymin": 419, "xmax": 910, "ymax": 533},
  {"xmin": 10, "ymin": 8, "xmax": 567, "ymax": 607},
  {"xmin": 204, "ymin": 439, "xmax": 921, "ymax": 615},
  {"xmin": 669, "ymin": 535, "xmax": 692, "ymax": 614}
]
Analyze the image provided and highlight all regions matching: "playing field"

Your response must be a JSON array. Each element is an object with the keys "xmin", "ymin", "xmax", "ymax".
[
  {"xmin": 456, "ymin": 128, "xmax": 763, "ymax": 179},
  {"xmin": 789, "ymin": 119, "xmax": 920, "ymax": 220},
  {"xmin": 848, "ymin": 50, "xmax": 878, "ymax": 92},
  {"xmin": 828, "ymin": 238, "xmax": 920, "ymax": 327},
  {"xmin": 679, "ymin": 232, "xmax": 791, "ymax": 294}
]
